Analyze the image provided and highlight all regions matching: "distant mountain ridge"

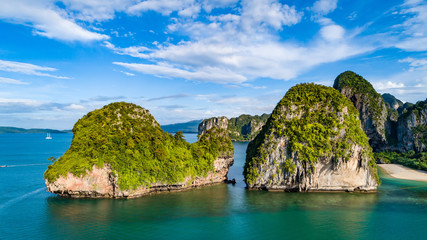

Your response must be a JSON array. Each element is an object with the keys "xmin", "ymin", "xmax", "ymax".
[
  {"xmin": 161, "ymin": 120, "xmax": 202, "ymax": 133},
  {"xmin": 0, "ymin": 127, "xmax": 71, "ymax": 134}
]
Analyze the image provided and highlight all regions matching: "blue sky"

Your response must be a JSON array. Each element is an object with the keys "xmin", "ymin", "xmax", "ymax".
[{"xmin": 0, "ymin": 0, "xmax": 426, "ymax": 129}]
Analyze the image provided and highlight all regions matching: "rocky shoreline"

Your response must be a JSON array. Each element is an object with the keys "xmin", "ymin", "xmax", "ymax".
[{"xmin": 47, "ymin": 155, "xmax": 234, "ymax": 198}]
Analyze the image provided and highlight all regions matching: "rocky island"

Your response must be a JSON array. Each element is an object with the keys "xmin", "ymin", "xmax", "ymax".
[
  {"xmin": 44, "ymin": 102, "xmax": 234, "ymax": 198},
  {"xmin": 333, "ymin": 71, "xmax": 389, "ymax": 152},
  {"xmin": 244, "ymin": 83, "xmax": 379, "ymax": 192},
  {"xmin": 330, "ymin": 71, "xmax": 426, "ymax": 172}
]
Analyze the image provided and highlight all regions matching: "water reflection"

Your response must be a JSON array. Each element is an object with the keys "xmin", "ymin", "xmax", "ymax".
[{"xmin": 43, "ymin": 137, "xmax": 427, "ymax": 240}]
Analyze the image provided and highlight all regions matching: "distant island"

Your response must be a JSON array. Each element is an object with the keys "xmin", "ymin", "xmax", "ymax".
[
  {"xmin": 160, "ymin": 120, "xmax": 202, "ymax": 133},
  {"xmin": 162, "ymin": 114, "xmax": 271, "ymax": 142},
  {"xmin": 0, "ymin": 127, "xmax": 72, "ymax": 134}
]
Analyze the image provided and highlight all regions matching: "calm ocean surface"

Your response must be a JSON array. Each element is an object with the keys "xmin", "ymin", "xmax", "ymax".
[{"xmin": 0, "ymin": 133, "xmax": 426, "ymax": 240}]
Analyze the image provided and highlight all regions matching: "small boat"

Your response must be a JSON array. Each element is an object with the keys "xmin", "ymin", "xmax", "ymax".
[
  {"xmin": 46, "ymin": 133, "xmax": 52, "ymax": 140},
  {"xmin": 0, "ymin": 165, "xmax": 6, "ymax": 168}
]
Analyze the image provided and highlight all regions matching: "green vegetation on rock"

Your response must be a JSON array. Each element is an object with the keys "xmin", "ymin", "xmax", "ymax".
[
  {"xmin": 333, "ymin": 71, "xmax": 380, "ymax": 99},
  {"xmin": 400, "ymin": 99, "xmax": 427, "ymax": 120},
  {"xmin": 382, "ymin": 93, "xmax": 403, "ymax": 110},
  {"xmin": 44, "ymin": 102, "xmax": 233, "ymax": 190},
  {"xmin": 227, "ymin": 114, "xmax": 270, "ymax": 141},
  {"xmin": 244, "ymin": 83, "xmax": 379, "ymax": 186},
  {"xmin": 333, "ymin": 71, "xmax": 385, "ymax": 123}
]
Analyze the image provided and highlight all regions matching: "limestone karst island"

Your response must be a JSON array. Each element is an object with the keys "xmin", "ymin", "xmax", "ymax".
[
  {"xmin": 3, "ymin": 1, "xmax": 427, "ymax": 239},
  {"xmin": 44, "ymin": 102, "xmax": 234, "ymax": 198},
  {"xmin": 44, "ymin": 71, "xmax": 426, "ymax": 198}
]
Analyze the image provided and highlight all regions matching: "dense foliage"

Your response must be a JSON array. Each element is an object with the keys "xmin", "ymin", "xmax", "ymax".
[
  {"xmin": 400, "ymin": 99, "xmax": 427, "ymax": 120},
  {"xmin": 227, "ymin": 114, "xmax": 270, "ymax": 141},
  {"xmin": 333, "ymin": 71, "xmax": 385, "ymax": 122},
  {"xmin": 44, "ymin": 102, "xmax": 233, "ymax": 190},
  {"xmin": 375, "ymin": 151, "xmax": 427, "ymax": 171},
  {"xmin": 382, "ymin": 93, "xmax": 403, "ymax": 110},
  {"xmin": 244, "ymin": 83, "xmax": 379, "ymax": 185}
]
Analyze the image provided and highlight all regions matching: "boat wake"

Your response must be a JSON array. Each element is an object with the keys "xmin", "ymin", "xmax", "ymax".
[
  {"xmin": 0, "ymin": 187, "xmax": 46, "ymax": 210},
  {"xmin": 4, "ymin": 163, "xmax": 49, "ymax": 168}
]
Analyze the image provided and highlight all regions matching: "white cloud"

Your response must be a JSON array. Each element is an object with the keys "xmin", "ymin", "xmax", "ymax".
[
  {"xmin": 104, "ymin": 42, "xmax": 151, "ymax": 58},
  {"xmin": 311, "ymin": 0, "xmax": 338, "ymax": 15},
  {"xmin": 120, "ymin": 71, "xmax": 135, "ymax": 76},
  {"xmin": 128, "ymin": 0, "xmax": 200, "ymax": 17},
  {"xmin": 65, "ymin": 104, "xmax": 85, "ymax": 110},
  {"xmin": 399, "ymin": 57, "xmax": 427, "ymax": 68},
  {"xmin": 61, "ymin": 0, "xmax": 135, "ymax": 22},
  {"xmin": 112, "ymin": 0, "xmax": 369, "ymax": 84},
  {"xmin": 0, "ymin": 77, "xmax": 29, "ymax": 85},
  {"xmin": 371, "ymin": 64, "xmax": 427, "ymax": 103},
  {"xmin": 202, "ymin": 0, "xmax": 239, "ymax": 12},
  {"xmin": 127, "ymin": 0, "xmax": 239, "ymax": 17},
  {"xmin": 0, "ymin": 0, "xmax": 108, "ymax": 42},
  {"xmin": 0, "ymin": 98, "xmax": 41, "ymax": 106},
  {"xmin": 373, "ymin": 81, "xmax": 405, "ymax": 90},
  {"xmin": 393, "ymin": 1, "xmax": 427, "ymax": 51},
  {"xmin": 0, "ymin": 60, "xmax": 69, "ymax": 79},
  {"xmin": 320, "ymin": 24, "xmax": 345, "ymax": 41},
  {"xmin": 240, "ymin": 0, "xmax": 303, "ymax": 31},
  {"xmin": 113, "ymin": 62, "xmax": 247, "ymax": 84},
  {"xmin": 113, "ymin": 31, "xmax": 369, "ymax": 84}
]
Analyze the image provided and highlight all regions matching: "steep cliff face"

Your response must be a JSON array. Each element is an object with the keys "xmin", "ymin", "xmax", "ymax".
[
  {"xmin": 381, "ymin": 93, "xmax": 401, "ymax": 148},
  {"xmin": 333, "ymin": 71, "xmax": 388, "ymax": 152},
  {"xmin": 244, "ymin": 83, "xmax": 378, "ymax": 192},
  {"xmin": 227, "ymin": 114, "xmax": 270, "ymax": 141},
  {"xmin": 45, "ymin": 102, "xmax": 234, "ymax": 198},
  {"xmin": 397, "ymin": 99, "xmax": 427, "ymax": 152},
  {"xmin": 199, "ymin": 114, "xmax": 270, "ymax": 141},
  {"xmin": 198, "ymin": 117, "xmax": 228, "ymax": 135}
]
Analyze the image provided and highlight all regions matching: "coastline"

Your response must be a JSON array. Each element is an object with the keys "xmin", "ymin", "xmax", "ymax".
[{"xmin": 378, "ymin": 164, "xmax": 427, "ymax": 182}]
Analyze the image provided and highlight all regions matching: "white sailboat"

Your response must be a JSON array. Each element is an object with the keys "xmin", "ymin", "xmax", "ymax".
[{"xmin": 46, "ymin": 132, "xmax": 52, "ymax": 140}]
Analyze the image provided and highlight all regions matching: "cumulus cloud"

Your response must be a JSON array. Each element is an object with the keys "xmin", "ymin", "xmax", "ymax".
[
  {"xmin": 373, "ymin": 81, "xmax": 405, "ymax": 90},
  {"xmin": 61, "ymin": 0, "xmax": 135, "ymax": 22},
  {"xmin": 113, "ymin": 0, "xmax": 370, "ymax": 84},
  {"xmin": 65, "ymin": 104, "xmax": 85, "ymax": 110},
  {"xmin": 311, "ymin": 0, "xmax": 338, "ymax": 15},
  {"xmin": 202, "ymin": 0, "xmax": 239, "ymax": 12},
  {"xmin": 0, "ymin": 77, "xmax": 29, "ymax": 85},
  {"xmin": 128, "ymin": 0, "xmax": 200, "ymax": 17},
  {"xmin": 0, "ymin": 60, "xmax": 69, "ymax": 79},
  {"xmin": 320, "ymin": 24, "xmax": 345, "ymax": 41},
  {"xmin": 0, "ymin": 0, "xmax": 108, "ymax": 42},
  {"xmin": 240, "ymin": 0, "xmax": 303, "ymax": 31}
]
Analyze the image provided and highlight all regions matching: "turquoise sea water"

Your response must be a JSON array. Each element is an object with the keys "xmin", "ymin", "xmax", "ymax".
[{"xmin": 1, "ymin": 133, "xmax": 427, "ymax": 240}]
